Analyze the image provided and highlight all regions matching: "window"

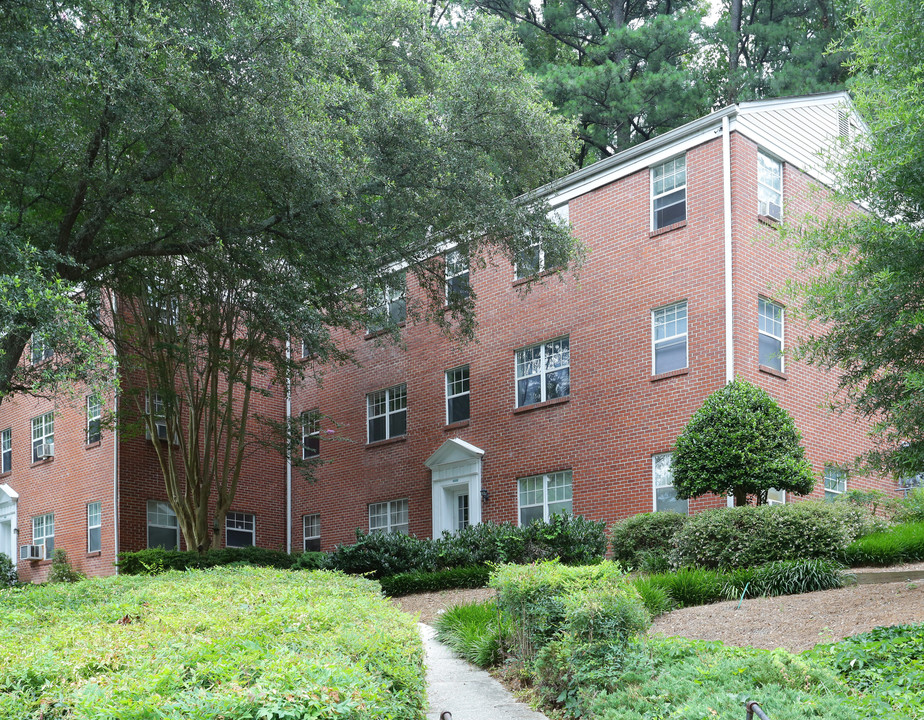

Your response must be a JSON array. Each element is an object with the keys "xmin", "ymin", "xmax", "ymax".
[
  {"xmin": 652, "ymin": 301, "xmax": 688, "ymax": 375},
  {"xmin": 758, "ymin": 152, "xmax": 783, "ymax": 220},
  {"xmin": 367, "ymin": 384, "xmax": 407, "ymax": 443},
  {"xmin": 87, "ymin": 502, "xmax": 102, "ymax": 553},
  {"xmin": 368, "ymin": 272, "xmax": 406, "ymax": 332},
  {"xmin": 147, "ymin": 500, "xmax": 179, "ymax": 549},
  {"xmin": 33, "ymin": 513, "xmax": 54, "ymax": 557},
  {"xmin": 301, "ymin": 410, "xmax": 320, "ymax": 459},
  {"xmin": 515, "ymin": 337, "xmax": 570, "ymax": 407},
  {"xmin": 446, "ymin": 366, "xmax": 470, "ymax": 424},
  {"xmin": 758, "ymin": 298, "xmax": 784, "ymax": 372},
  {"xmin": 145, "ymin": 391, "xmax": 169, "ymax": 441},
  {"xmin": 303, "ymin": 514, "xmax": 321, "ymax": 552},
  {"xmin": 31, "ymin": 412, "xmax": 54, "ymax": 462},
  {"xmin": 30, "ymin": 334, "xmax": 53, "ymax": 364},
  {"xmin": 86, "ymin": 394, "xmax": 102, "ymax": 444},
  {"xmin": 1, "ymin": 428, "xmax": 10, "ymax": 474},
  {"xmin": 225, "ymin": 512, "xmax": 255, "ymax": 547},
  {"xmin": 445, "ymin": 250, "xmax": 470, "ymax": 303},
  {"xmin": 653, "ymin": 453, "xmax": 688, "ymax": 514},
  {"xmin": 518, "ymin": 470, "xmax": 572, "ymax": 526},
  {"xmin": 651, "ymin": 155, "xmax": 686, "ymax": 230},
  {"xmin": 147, "ymin": 284, "xmax": 177, "ymax": 325},
  {"xmin": 369, "ymin": 499, "xmax": 409, "ymax": 534},
  {"xmin": 766, "ymin": 488, "xmax": 786, "ymax": 505},
  {"xmin": 824, "ymin": 466, "xmax": 847, "ymax": 502},
  {"xmin": 514, "ymin": 205, "xmax": 569, "ymax": 279}
]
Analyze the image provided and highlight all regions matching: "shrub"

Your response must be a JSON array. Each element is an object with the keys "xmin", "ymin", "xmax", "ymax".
[
  {"xmin": 47, "ymin": 549, "xmax": 85, "ymax": 583},
  {"xmin": 609, "ymin": 512, "xmax": 687, "ymax": 568},
  {"xmin": 379, "ymin": 565, "xmax": 490, "ymax": 596},
  {"xmin": 0, "ymin": 553, "xmax": 16, "ymax": 588},
  {"xmin": 842, "ymin": 522, "xmax": 924, "ymax": 566},
  {"xmin": 328, "ymin": 530, "xmax": 437, "ymax": 579},
  {"xmin": 434, "ymin": 600, "xmax": 512, "ymax": 668},
  {"xmin": 116, "ymin": 546, "xmax": 297, "ymax": 575},
  {"xmin": 671, "ymin": 501, "xmax": 877, "ymax": 569},
  {"xmin": 290, "ymin": 550, "xmax": 330, "ymax": 570},
  {"xmin": 894, "ymin": 487, "xmax": 924, "ymax": 524},
  {"xmin": 520, "ymin": 513, "xmax": 608, "ymax": 565},
  {"xmin": 723, "ymin": 559, "xmax": 850, "ymax": 600}
]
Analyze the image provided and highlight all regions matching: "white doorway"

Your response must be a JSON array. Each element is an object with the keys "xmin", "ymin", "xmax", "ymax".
[
  {"xmin": 425, "ymin": 439, "xmax": 484, "ymax": 537},
  {"xmin": 0, "ymin": 483, "xmax": 19, "ymax": 566}
]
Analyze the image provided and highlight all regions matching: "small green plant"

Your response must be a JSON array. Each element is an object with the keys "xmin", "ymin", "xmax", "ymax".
[
  {"xmin": 894, "ymin": 487, "xmax": 924, "ymax": 524},
  {"xmin": 723, "ymin": 559, "xmax": 850, "ymax": 599},
  {"xmin": 630, "ymin": 575, "xmax": 676, "ymax": 616},
  {"xmin": 47, "ymin": 549, "xmax": 85, "ymax": 583},
  {"xmin": 435, "ymin": 600, "xmax": 511, "ymax": 668},
  {"xmin": 0, "ymin": 552, "xmax": 17, "ymax": 588}
]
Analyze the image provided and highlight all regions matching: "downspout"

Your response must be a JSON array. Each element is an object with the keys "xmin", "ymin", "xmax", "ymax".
[
  {"xmin": 285, "ymin": 339, "xmax": 292, "ymax": 554},
  {"xmin": 111, "ymin": 291, "xmax": 120, "ymax": 571},
  {"xmin": 723, "ymin": 116, "xmax": 734, "ymax": 384}
]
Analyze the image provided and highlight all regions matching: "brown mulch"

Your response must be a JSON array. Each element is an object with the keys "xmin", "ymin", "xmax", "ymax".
[{"xmin": 392, "ymin": 562, "xmax": 924, "ymax": 652}]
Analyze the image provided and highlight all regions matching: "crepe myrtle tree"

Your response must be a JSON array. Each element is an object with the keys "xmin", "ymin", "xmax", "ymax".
[
  {"xmin": 0, "ymin": 0, "xmax": 577, "ymax": 406},
  {"xmin": 672, "ymin": 379, "xmax": 815, "ymax": 506}
]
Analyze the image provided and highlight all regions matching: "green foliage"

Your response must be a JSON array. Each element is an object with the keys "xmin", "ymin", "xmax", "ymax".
[
  {"xmin": 291, "ymin": 551, "xmax": 331, "ymax": 571},
  {"xmin": 630, "ymin": 576, "xmax": 676, "ymax": 616},
  {"xmin": 672, "ymin": 380, "xmax": 815, "ymax": 506},
  {"xmin": 379, "ymin": 565, "xmax": 491, "ymax": 597},
  {"xmin": 434, "ymin": 600, "xmax": 512, "ymax": 668},
  {"xmin": 0, "ymin": 567, "xmax": 425, "ymax": 719},
  {"xmin": 0, "ymin": 553, "xmax": 16, "ymax": 588},
  {"xmin": 894, "ymin": 488, "xmax": 924, "ymax": 524},
  {"xmin": 808, "ymin": 624, "xmax": 924, "ymax": 716},
  {"xmin": 609, "ymin": 512, "xmax": 688, "ymax": 569},
  {"xmin": 842, "ymin": 522, "xmax": 924, "ymax": 566},
  {"xmin": 47, "ymin": 549, "xmax": 85, "ymax": 584},
  {"xmin": 329, "ymin": 531, "xmax": 437, "ymax": 579},
  {"xmin": 723, "ymin": 559, "xmax": 850, "ymax": 600},
  {"xmin": 670, "ymin": 501, "xmax": 879, "ymax": 569},
  {"xmin": 116, "ymin": 547, "xmax": 300, "ymax": 575}
]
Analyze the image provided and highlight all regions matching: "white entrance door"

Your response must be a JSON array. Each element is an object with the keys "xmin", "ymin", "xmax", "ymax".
[
  {"xmin": 0, "ymin": 483, "xmax": 19, "ymax": 565},
  {"xmin": 425, "ymin": 438, "xmax": 485, "ymax": 537}
]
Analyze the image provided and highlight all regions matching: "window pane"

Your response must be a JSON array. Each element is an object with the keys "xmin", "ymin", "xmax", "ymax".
[
  {"xmin": 655, "ymin": 486, "xmax": 688, "ymax": 514},
  {"xmin": 368, "ymin": 416, "xmax": 386, "ymax": 443},
  {"xmin": 389, "ymin": 409, "xmax": 407, "ymax": 437},
  {"xmin": 304, "ymin": 537, "xmax": 321, "ymax": 552},
  {"xmin": 88, "ymin": 526, "xmax": 102, "ymax": 553},
  {"xmin": 448, "ymin": 394, "xmax": 470, "ymax": 424},
  {"xmin": 545, "ymin": 368, "xmax": 570, "ymax": 399},
  {"xmin": 519, "ymin": 504, "xmax": 544, "ymax": 526},
  {"xmin": 758, "ymin": 334, "xmax": 783, "ymax": 370},
  {"xmin": 519, "ymin": 476, "xmax": 544, "ymax": 507},
  {"xmin": 516, "ymin": 346, "xmax": 542, "ymax": 379},
  {"xmin": 148, "ymin": 525, "xmax": 178, "ymax": 550},
  {"xmin": 516, "ymin": 244, "xmax": 541, "ymax": 279},
  {"xmin": 226, "ymin": 529, "xmax": 254, "ymax": 547},
  {"xmin": 655, "ymin": 337, "xmax": 687, "ymax": 374},
  {"xmin": 654, "ymin": 190, "xmax": 686, "ymax": 228},
  {"xmin": 517, "ymin": 376, "xmax": 541, "ymax": 407},
  {"xmin": 547, "ymin": 500, "xmax": 572, "ymax": 516}
]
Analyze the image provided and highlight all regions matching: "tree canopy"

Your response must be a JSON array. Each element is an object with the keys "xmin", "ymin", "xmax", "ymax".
[
  {"xmin": 795, "ymin": 0, "xmax": 924, "ymax": 479},
  {"xmin": 672, "ymin": 380, "xmax": 815, "ymax": 506},
  {"xmin": 0, "ymin": 0, "xmax": 576, "ymax": 404}
]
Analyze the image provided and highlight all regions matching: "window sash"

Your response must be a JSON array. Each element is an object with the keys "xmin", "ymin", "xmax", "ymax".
[
  {"xmin": 758, "ymin": 153, "xmax": 783, "ymax": 219},
  {"xmin": 225, "ymin": 512, "xmax": 255, "ymax": 547},
  {"xmin": 368, "ymin": 273, "xmax": 407, "ymax": 331},
  {"xmin": 1, "ymin": 428, "xmax": 10, "ymax": 474},
  {"xmin": 445, "ymin": 251, "xmax": 471, "ymax": 302},
  {"xmin": 33, "ymin": 513, "xmax": 54, "ymax": 554},
  {"xmin": 367, "ymin": 385, "xmax": 407, "ymax": 442},
  {"xmin": 758, "ymin": 298, "xmax": 784, "ymax": 371},
  {"xmin": 146, "ymin": 500, "xmax": 179, "ymax": 550},
  {"xmin": 302, "ymin": 410, "xmax": 320, "ymax": 459},
  {"xmin": 30, "ymin": 334, "xmax": 53, "ymax": 364},
  {"xmin": 824, "ymin": 468, "xmax": 847, "ymax": 501},
  {"xmin": 652, "ymin": 453, "xmax": 688, "ymax": 514},
  {"xmin": 445, "ymin": 366, "xmax": 471, "ymax": 424},
  {"xmin": 369, "ymin": 499, "xmax": 409, "ymax": 534},
  {"xmin": 518, "ymin": 471, "xmax": 573, "ymax": 526},
  {"xmin": 652, "ymin": 156, "xmax": 687, "ymax": 229},
  {"xmin": 653, "ymin": 302, "xmax": 688, "ymax": 374},
  {"xmin": 87, "ymin": 394, "xmax": 102, "ymax": 444},
  {"xmin": 31, "ymin": 412, "xmax": 54, "ymax": 461},
  {"xmin": 515, "ymin": 338, "xmax": 570, "ymax": 407},
  {"xmin": 303, "ymin": 514, "xmax": 321, "ymax": 551},
  {"xmin": 87, "ymin": 502, "xmax": 102, "ymax": 553}
]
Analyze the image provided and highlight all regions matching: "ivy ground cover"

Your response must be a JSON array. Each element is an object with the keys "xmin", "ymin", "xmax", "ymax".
[{"xmin": 0, "ymin": 567, "xmax": 425, "ymax": 720}]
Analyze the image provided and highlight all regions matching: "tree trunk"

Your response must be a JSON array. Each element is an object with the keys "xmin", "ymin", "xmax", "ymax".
[{"xmin": 728, "ymin": 0, "xmax": 744, "ymax": 103}]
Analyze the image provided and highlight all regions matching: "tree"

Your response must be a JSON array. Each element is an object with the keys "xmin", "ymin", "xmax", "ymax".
[
  {"xmin": 672, "ymin": 380, "xmax": 815, "ymax": 506},
  {"xmin": 795, "ymin": 0, "xmax": 924, "ymax": 478},
  {"xmin": 0, "ymin": 0, "xmax": 576, "ymax": 405}
]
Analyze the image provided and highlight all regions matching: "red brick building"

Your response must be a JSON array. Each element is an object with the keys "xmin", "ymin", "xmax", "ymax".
[{"xmin": 0, "ymin": 92, "xmax": 897, "ymax": 579}]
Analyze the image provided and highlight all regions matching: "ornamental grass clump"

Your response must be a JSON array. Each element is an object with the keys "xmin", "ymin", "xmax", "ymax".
[{"xmin": 842, "ymin": 522, "xmax": 924, "ymax": 566}]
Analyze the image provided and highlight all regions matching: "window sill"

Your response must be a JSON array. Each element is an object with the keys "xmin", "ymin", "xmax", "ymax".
[
  {"xmin": 444, "ymin": 420, "xmax": 470, "ymax": 431},
  {"xmin": 364, "ymin": 322, "xmax": 406, "ymax": 340},
  {"xmin": 651, "ymin": 367, "xmax": 690, "ymax": 382},
  {"xmin": 30, "ymin": 458, "xmax": 54, "ymax": 468},
  {"xmin": 650, "ymin": 220, "xmax": 687, "ymax": 238},
  {"xmin": 512, "ymin": 265, "xmax": 567, "ymax": 288},
  {"xmin": 365, "ymin": 435, "xmax": 408, "ymax": 450},
  {"xmin": 86, "ymin": 551, "xmax": 101, "ymax": 558},
  {"xmin": 513, "ymin": 396, "xmax": 570, "ymax": 415},
  {"xmin": 0, "ymin": 471, "xmax": 10, "ymax": 479},
  {"xmin": 85, "ymin": 440, "xmax": 102, "ymax": 449},
  {"xmin": 759, "ymin": 364, "xmax": 787, "ymax": 380},
  {"xmin": 757, "ymin": 214, "xmax": 780, "ymax": 228}
]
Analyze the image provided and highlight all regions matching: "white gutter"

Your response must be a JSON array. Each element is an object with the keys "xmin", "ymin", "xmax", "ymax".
[
  {"xmin": 285, "ymin": 339, "xmax": 292, "ymax": 554},
  {"xmin": 111, "ymin": 291, "xmax": 120, "ymax": 571},
  {"xmin": 723, "ymin": 116, "xmax": 734, "ymax": 385}
]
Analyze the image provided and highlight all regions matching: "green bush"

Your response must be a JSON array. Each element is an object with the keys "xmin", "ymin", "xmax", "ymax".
[
  {"xmin": 723, "ymin": 559, "xmax": 850, "ymax": 599},
  {"xmin": 291, "ymin": 551, "xmax": 330, "ymax": 570},
  {"xmin": 0, "ymin": 567, "xmax": 425, "ymax": 719},
  {"xmin": 520, "ymin": 513, "xmax": 608, "ymax": 565},
  {"xmin": 671, "ymin": 501, "xmax": 878, "ymax": 569},
  {"xmin": 434, "ymin": 600, "xmax": 511, "ymax": 668},
  {"xmin": 328, "ymin": 530, "xmax": 436, "ymax": 579},
  {"xmin": 894, "ymin": 487, "xmax": 924, "ymax": 524},
  {"xmin": 609, "ymin": 512, "xmax": 687, "ymax": 568},
  {"xmin": 0, "ymin": 553, "xmax": 16, "ymax": 588},
  {"xmin": 116, "ymin": 546, "xmax": 298, "ymax": 575},
  {"xmin": 379, "ymin": 565, "xmax": 490, "ymax": 596},
  {"xmin": 842, "ymin": 522, "xmax": 924, "ymax": 566},
  {"xmin": 47, "ymin": 549, "xmax": 85, "ymax": 583}
]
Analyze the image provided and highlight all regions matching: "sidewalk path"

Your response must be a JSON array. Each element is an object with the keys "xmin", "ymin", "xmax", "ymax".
[{"xmin": 419, "ymin": 623, "xmax": 551, "ymax": 720}]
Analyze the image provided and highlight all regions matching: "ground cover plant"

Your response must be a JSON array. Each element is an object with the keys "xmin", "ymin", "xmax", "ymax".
[
  {"xmin": 0, "ymin": 567, "xmax": 425, "ymax": 719},
  {"xmin": 842, "ymin": 522, "xmax": 924, "ymax": 566},
  {"xmin": 116, "ymin": 546, "xmax": 308, "ymax": 574}
]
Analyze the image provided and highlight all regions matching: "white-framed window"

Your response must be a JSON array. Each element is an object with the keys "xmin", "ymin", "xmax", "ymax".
[
  {"xmin": 652, "ymin": 301, "xmax": 688, "ymax": 375},
  {"xmin": 225, "ymin": 511, "xmax": 255, "ymax": 547},
  {"xmin": 145, "ymin": 390, "xmax": 170, "ymax": 442},
  {"xmin": 146, "ymin": 500, "xmax": 179, "ymax": 549},
  {"xmin": 30, "ymin": 334, "xmax": 53, "ymax": 364},
  {"xmin": 514, "ymin": 205, "xmax": 569, "ymax": 279},
  {"xmin": 1, "ymin": 427, "xmax": 10, "ymax": 474},
  {"xmin": 368, "ymin": 272, "xmax": 406, "ymax": 332},
  {"xmin": 446, "ymin": 366, "xmax": 470, "ymax": 424},
  {"xmin": 303, "ymin": 514, "xmax": 321, "ymax": 552},
  {"xmin": 766, "ymin": 488, "xmax": 786, "ymax": 505},
  {"xmin": 824, "ymin": 466, "xmax": 847, "ymax": 502},
  {"xmin": 86, "ymin": 394, "xmax": 102, "ymax": 444},
  {"xmin": 367, "ymin": 384, "xmax": 407, "ymax": 443},
  {"xmin": 147, "ymin": 284, "xmax": 177, "ymax": 325},
  {"xmin": 369, "ymin": 499, "xmax": 409, "ymax": 534},
  {"xmin": 445, "ymin": 250, "xmax": 471, "ymax": 303},
  {"xmin": 653, "ymin": 453, "xmax": 688, "ymax": 514},
  {"xmin": 758, "ymin": 152, "xmax": 783, "ymax": 220},
  {"xmin": 33, "ymin": 513, "xmax": 54, "ymax": 557},
  {"xmin": 31, "ymin": 412, "xmax": 54, "ymax": 463},
  {"xmin": 518, "ymin": 470, "xmax": 572, "ymax": 526},
  {"xmin": 87, "ymin": 501, "xmax": 102, "ymax": 553},
  {"xmin": 651, "ymin": 155, "xmax": 687, "ymax": 230},
  {"xmin": 758, "ymin": 297, "xmax": 784, "ymax": 372},
  {"xmin": 515, "ymin": 337, "xmax": 570, "ymax": 407},
  {"xmin": 301, "ymin": 410, "xmax": 320, "ymax": 459}
]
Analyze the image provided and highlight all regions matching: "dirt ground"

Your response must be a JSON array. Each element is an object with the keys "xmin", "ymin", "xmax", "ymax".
[{"xmin": 392, "ymin": 562, "xmax": 924, "ymax": 653}]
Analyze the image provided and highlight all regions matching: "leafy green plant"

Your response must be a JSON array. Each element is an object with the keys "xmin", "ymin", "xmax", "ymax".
[
  {"xmin": 47, "ymin": 549, "xmax": 85, "ymax": 584},
  {"xmin": 647, "ymin": 567, "xmax": 726, "ymax": 607},
  {"xmin": 723, "ymin": 559, "xmax": 850, "ymax": 599},
  {"xmin": 894, "ymin": 487, "xmax": 924, "ymax": 524},
  {"xmin": 0, "ymin": 553, "xmax": 16, "ymax": 588},
  {"xmin": 630, "ymin": 576, "xmax": 676, "ymax": 616},
  {"xmin": 842, "ymin": 522, "xmax": 924, "ymax": 566},
  {"xmin": 609, "ymin": 512, "xmax": 687, "ymax": 569},
  {"xmin": 435, "ymin": 600, "xmax": 511, "ymax": 668},
  {"xmin": 116, "ymin": 546, "xmax": 299, "ymax": 575},
  {"xmin": 379, "ymin": 565, "xmax": 490, "ymax": 596}
]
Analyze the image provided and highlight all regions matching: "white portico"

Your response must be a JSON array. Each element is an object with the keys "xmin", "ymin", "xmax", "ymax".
[
  {"xmin": 0, "ymin": 483, "xmax": 19, "ymax": 566},
  {"xmin": 425, "ymin": 438, "xmax": 485, "ymax": 537}
]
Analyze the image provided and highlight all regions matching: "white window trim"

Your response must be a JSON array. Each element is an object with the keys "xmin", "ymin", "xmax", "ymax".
[
  {"xmin": 30, "ymin": 334, "xmax": 53, "ymax": 364},
  {"xmin": 1, "ymin": 427, "xmax": 11, "ymax": 474},
  {"xmin": 86, "ymin": 394, "xmax": 102, "ymax": 444},
  {"xmin": 758, "ymin": 297, "xmax": 785, "ymax": 372},
  {"xmin": 651, "ymin": 301, "xmax": 689, "ymax": 375},
  {"xmin": 31, "ymin": 412, "xmax": 54, "ymax": 463},
  {"xmin": 303, "ymin": 513, "xmax": 321, "ymax": 551},
  {"xmin": 366, "ymin": 384, "xmax": 407, "ymax": 443},
  {"xmin": 301, "ymin": 410, "xmax": 320, "ymax": 459},
  {"xmin": 87, "ymin": 501, "xmax": 102, "ymax": 553},
  {"xmin": 225, "ymin": 511, "xmax": 256, "ymax": 547},
  {"xmin": 146, "ymin": 500, "xmax": 180, "ymax": 549},
  {"xmin": 33, "ymin": 513, "xmax": 54, "ymax": 557},
  {"xmin": 514, "ymin": 337, "xmax": 571, "ymax": 408},
  {"xmin": 757, "ymin": 151, "xmax": 783, "ymax": 220},
  {"xmin": 514, "ymin": 205, "xmax": 569, "ymax": 280},
  {"xmin": 650, "ymin": 155, "xmax": 687, "ymax": 231},
  {"xmin": 445, "ymin": 250, "xmax": 470, "ymax": 303},
  {"xmin": 368, "ymin": 272, "xmax": 407, "ymax": 331},
  {"xmin": 369, "ymin": 498, "xmax": 409, "ymax": 534},
  {"xmin": 445, "ymin": 366, "xmax": 470, "ymax": 425},
  {"xmin": 517, "ymin": 470, "xmax": 573, "ymax": 526},
  {"xmin": 824, "ymin": 466, "xmax": 847, "ymax": 501}
]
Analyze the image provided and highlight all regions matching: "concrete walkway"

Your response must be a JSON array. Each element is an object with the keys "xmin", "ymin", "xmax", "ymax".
[{"xmin": 420, "ymin": 623, "xmax": 551, "ymax": 720}]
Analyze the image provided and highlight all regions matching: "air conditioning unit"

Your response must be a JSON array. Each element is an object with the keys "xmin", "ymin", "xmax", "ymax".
[
  {"xmin": 20, "ymin": 544, "xmax": 43, "ymax": 561},
  {"xmin": 155, "ymin": 421, "xmax": 169, "ymax": 441},
  {"xmin": 35, "ymin": 443, "xmax": 54, "ymax": 459}
]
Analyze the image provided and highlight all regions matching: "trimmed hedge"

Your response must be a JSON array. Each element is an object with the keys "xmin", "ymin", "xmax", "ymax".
[
  {"xmin": 380, "ymin": 565, "xmax": 491, "ymax": 596},
  {"xmin": 609, "ymin": 512, "xmax": 688, "ymax": 569},
  {"xmin": 116, "ymin": 546, "xmax": 303, "ymax": 575},
  {"xmin": 842, "ymin": 522, "xmax": 924, "ymax": 566}
]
